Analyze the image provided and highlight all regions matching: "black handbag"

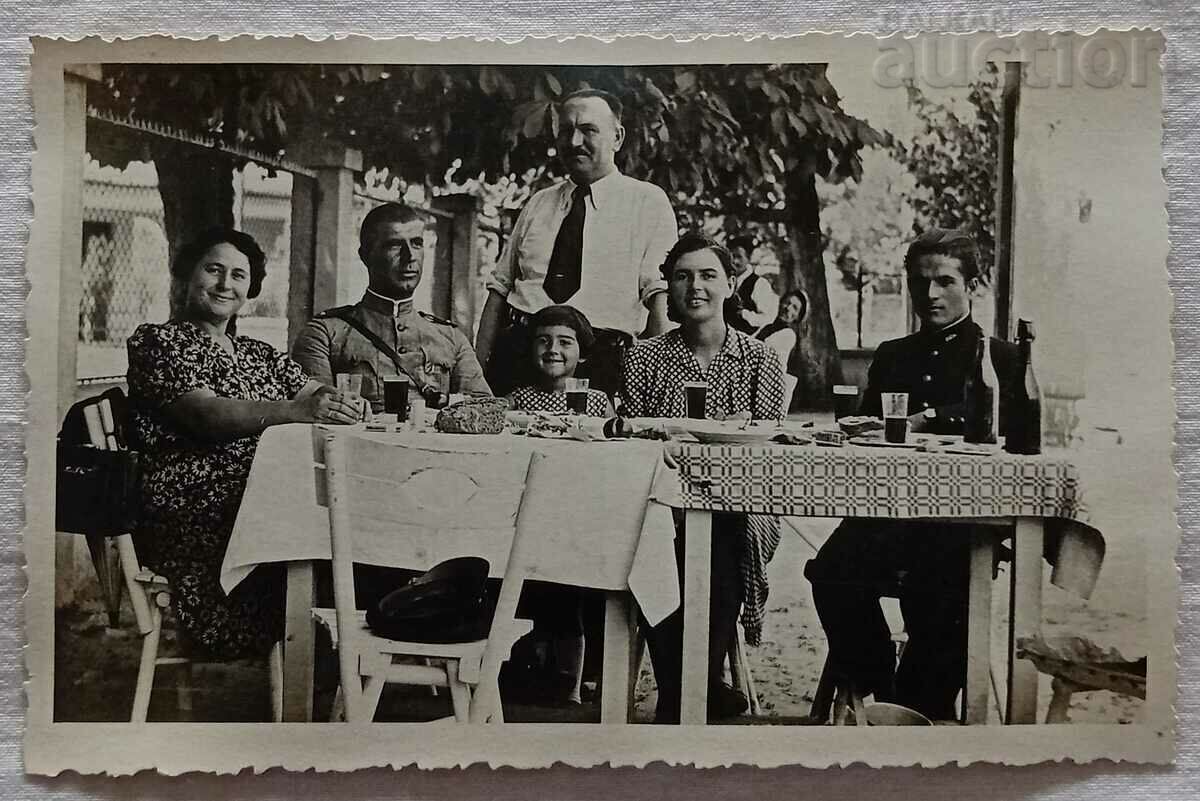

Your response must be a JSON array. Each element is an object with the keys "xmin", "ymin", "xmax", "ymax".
[
  {"xmin": 55, "ymin": 443, "xmax": 140, "ymax": 537},
  {"xmin": 365, "ymin": 557, "xmax": 494, "ymax": 643},
  {"xmin": 55, "ymin": 388, "xmax": 140, "ymax": 537}
]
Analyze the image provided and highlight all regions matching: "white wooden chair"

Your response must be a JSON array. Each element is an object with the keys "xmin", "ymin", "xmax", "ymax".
[
  {"xmin": 314, "ymin": 432, "xmax": 537, "ymax": 723},
  {"xmin": 74, "ymin": 392, "xmax": 283, "ymax": 722}
]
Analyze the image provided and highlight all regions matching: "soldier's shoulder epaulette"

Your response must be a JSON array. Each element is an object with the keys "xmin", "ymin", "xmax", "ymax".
[
  {"xmin": 315, "ymin": 305, "xmax": 358, "ymax": 321},
  {"xmin": 418, "ymin": 311, "xmax": 456, "ymax": 327}
]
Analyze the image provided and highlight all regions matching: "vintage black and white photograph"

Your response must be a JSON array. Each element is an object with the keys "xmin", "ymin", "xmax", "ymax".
[{"xmin": 24, "ymin": 31, "xmax": 1175, "ymax": 772}]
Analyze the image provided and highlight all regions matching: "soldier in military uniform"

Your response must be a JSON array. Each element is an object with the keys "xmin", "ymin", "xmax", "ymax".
[
  {"xmin": 805, "ymin": 228, "xmax": 1018, "ymax": 722},
  {"xmin": 291, "ymin": 202, "xmax": 492, "ymax": 412}
]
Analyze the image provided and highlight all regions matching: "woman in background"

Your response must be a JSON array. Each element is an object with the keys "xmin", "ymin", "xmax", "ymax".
[{"xmin": 127, "ymin": 227, "xmax": 359, "ymax": 660}]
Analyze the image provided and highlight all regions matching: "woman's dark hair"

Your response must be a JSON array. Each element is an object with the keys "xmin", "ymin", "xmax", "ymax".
[
  {"xmin": 528, "ymin": 304, "xmax": 596, "ymax": 358},
  {"xmin": 903, "ymin": 227, "xmax": 982, "ymax": 284},
  {"xmin": 659, "ymin": 233, "xmax": 742, "ymax": 324},
  {"xmin": 779, "ymin": 289, "xmax": 809, "ymax": 323},
  {"xmin": 171, "ymin": 227, "xmax": 267, "ymax": 299}
]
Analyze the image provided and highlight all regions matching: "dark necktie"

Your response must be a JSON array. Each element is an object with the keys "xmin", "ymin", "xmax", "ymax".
[{"xmin": 543, "ymin": 184, "xmax": 590, "ymax": 303}]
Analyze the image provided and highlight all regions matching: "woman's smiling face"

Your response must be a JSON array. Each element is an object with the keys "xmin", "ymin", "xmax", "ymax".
[
  {"xmin": 668, "ymin": 247, "xmax": 732, "ymax": 324},
  {"xmin": 184, "ymin": 242, "xmax": 251, "ymax": 325}
]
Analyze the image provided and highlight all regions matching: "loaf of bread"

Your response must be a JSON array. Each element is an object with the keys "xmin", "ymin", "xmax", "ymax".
[{"xmin": 434, "ymin": 397, "xmax": 508, "ymax": 435}]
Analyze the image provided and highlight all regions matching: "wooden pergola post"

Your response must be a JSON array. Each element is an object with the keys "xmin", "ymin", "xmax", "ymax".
[
  {"xmin": 287, "ymin": 142, "xmax": 362, "ymax": 346},
  {"xmin": 430, "ymin": 193, "xmax": 483, "ymax": 339},
  {"xmin": 993, "ymin": 60, "xmax": 1022, "ymax": 340},
  {"xmin": 55, "ymin": 65, "xmax": 102, "ymax": 610}
]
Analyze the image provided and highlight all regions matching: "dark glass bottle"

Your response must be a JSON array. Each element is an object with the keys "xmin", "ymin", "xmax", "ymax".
[
  {"xmin": 964, "ymin": 333, "xmax": 999, "ymax": 444},
  {"xmin": 1005, "ymin": 319, "xmax": 1043, "ymax": 454}
]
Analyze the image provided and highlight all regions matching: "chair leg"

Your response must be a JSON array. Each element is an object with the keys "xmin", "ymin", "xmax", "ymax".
[
  {"xmin": 446, "ymin": 664, "xmax": 472, "ymax": 723},
  {"xmin": 810, "ymin": 652, "xmax": 837, "ymax": 724},
  {"xmin": 130, "ymin": 607, "xmax": 162, "ymax": 722},
  {"xmin": 359, "ymin": 675, "xmax": 386, "ymax": 723},
  {"xmin": 832, "ymin": 682, "xmax": 850, "ymax": 725},
  {"xmin": 629, "ymin": 630, "xmax": 646, "ymax": 719},
  {"xmin": 1047, "ymin": 677, "xmax": 1076, "ymax": 724},
  {"xmin": 329, "ymin": 685, "xmax": 346, "ymax": 722},
  {"xmin": 425, "ymin": 658, "xmax": 440, "ymax": 697},
  {"xmin": 174, "ymin": 662, "xmax": 194, "ymax": 720},
  {"xmin": 851, "ymin": 686, "xmax": 867, "ymax": 726},
  {"xmin": 729, "ymin": 627, "xmax": 761, "ymax": 716},
  {"xmin": 269, "ymin": 641, "xmax": 284, "ymax": 723}
]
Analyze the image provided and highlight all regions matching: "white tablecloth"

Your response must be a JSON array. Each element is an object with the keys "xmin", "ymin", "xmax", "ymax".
[{"xmin": 220, "ymin": 424, "xmax": 682, "ymax": 625}]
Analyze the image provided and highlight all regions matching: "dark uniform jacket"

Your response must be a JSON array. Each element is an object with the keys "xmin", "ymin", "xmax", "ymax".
[
  {"xmin": 858, "ymin": 316, "xmax": 1019, "ymax": 436},
  {"xmin": 291, "ymin": 291, "xmax": 491, "ymax": 411}
]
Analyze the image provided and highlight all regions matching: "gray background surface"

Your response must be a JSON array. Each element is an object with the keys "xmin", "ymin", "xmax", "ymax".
[{"xmin": 1, "ymin": 1, "xmax": 1196, "ymax": 796}]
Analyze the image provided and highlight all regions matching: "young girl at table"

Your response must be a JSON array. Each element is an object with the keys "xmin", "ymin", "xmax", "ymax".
[
  {"xmin": 620, "ymin": 232, "xmax": 787, "ymax": 723},
  {"xmin": 506, "ymin": 304, "xmax": 615, "ymax": 418},
  {"xmin": 505, "ymin": 304, "xmax": 612, "ymax": 705}
]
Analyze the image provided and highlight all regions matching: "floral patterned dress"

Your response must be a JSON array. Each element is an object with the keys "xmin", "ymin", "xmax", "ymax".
[{"xmin": 127, "ymin": 320, "xmax": 309, "ymax": 660}]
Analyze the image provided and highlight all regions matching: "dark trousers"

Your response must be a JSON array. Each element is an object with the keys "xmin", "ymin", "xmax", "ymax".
[
  {"xmin": 806, "ymin": 519, "xmax": 971, "ymax": 722},
  {"xmin": 484, "ymin": 307, "xmax": 631, "ymax": 399},
  {"xmin": 638, "ymin": 512, "xmax": 743, "ymax": 723}
]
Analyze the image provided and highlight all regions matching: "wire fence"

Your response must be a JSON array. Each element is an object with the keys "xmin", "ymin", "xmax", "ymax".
[{"xmin": 78, "ymin": 119, "xmax": 300, "ymax": 382}]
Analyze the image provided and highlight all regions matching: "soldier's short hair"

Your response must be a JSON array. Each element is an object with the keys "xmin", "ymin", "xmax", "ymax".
[
  {"xmin": 903, "ymin": 228, "xmax": 981, "ymax": 283},
  {"xmin": 359, "ymin": 202, "xmax": 424, "ymax": 250}
]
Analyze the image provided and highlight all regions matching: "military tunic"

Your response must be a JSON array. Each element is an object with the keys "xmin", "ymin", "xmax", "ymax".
[
  {"xmin": 806, "ymin": 315, "xmax": 1019, "ymax": 720},
  {"xmin": 291, "ymin": 290, "xmax": 492, "ymax": 411},
  {"xmin": 858, "ymin": 316, "xmax": 1018, "ymax": 434}
]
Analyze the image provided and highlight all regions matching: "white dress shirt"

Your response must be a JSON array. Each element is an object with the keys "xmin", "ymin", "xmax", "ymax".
[{"xmin": 487, "ymin": 170, "xmax": 678, "ymax": 335}]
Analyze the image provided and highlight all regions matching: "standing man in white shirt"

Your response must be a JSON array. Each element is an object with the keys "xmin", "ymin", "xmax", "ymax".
[
  {"xmin": 474, "ymin": 89, "xmax": 679, "ymax": 398},
  {"xmin": 728, "ymin": 233, "xmax": 779, "ymax": 335}
]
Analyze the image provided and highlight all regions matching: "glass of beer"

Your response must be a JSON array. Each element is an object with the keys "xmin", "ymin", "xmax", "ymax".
[
  {"xmin": 383, "ymin": 376, "xmax": 410, "ymax": 422},
  {"xmin": 881, "ymin": 392, "xmax": 910, "ymax": 443},
  {"xmin": 833, "ymin": 384, "xmax": 859, "ymax": 421},
  {"xmin": 684, "ymin": 381, "xmax": 708, "ymax": 419},
  {"xmin": 336, "ymin": 373, "xmax": 365, "ymax": 422},
  {"xmin": 565, "ymin": 377, "xmax": 590, "ymax": 415}
]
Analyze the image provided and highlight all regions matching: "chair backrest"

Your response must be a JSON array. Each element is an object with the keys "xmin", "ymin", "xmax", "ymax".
[
  {"xmin": 322, "ymin": 429, "xmax": 536, "ymax": 716},
  {"xmin": 59, "ymin": 388, "xmax": 155, "ymax": 633},
  {"xmin": 60, "ymin": 387, "xmax": 130, "ymax": 450}
]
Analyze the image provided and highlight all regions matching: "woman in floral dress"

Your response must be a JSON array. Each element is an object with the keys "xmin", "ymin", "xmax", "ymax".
[{"xmin": 127, "ymin": 228, "xmax": 360, "ymax": 660}]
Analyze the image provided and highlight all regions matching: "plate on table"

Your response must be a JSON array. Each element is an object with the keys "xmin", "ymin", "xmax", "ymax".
[
  {"xmin": 849, "ymin": 435, "xmax": 921, "ymax": 449},
  {"xmin": 682, "ymin": 420, "xmax": 779, "ymax": 444}
]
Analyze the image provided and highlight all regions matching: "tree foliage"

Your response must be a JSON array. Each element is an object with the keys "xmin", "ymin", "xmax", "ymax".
[
  {"xmin": 893, "ymin": 67, "xmax": 1001, "ymax": 280},
  {"xmin": 89, "ymin": 62, "xmax": 887, "ymax": 408}
]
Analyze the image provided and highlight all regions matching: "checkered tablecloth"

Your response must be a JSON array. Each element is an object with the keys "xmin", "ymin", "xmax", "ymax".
[
  {"xmin": 670, "ymin": 444, "xmax": 1093, "ymax": 524},
  {"xmin": 664, "ymin": 442, "xmax": 1104, "ymax": 598}
]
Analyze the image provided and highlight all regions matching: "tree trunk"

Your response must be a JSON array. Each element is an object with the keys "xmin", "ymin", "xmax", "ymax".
[
  {"xmin": 784, "ymin": 151, "xmax": 844, "ymax": 411},
  {"xmin": 152, "ymin": 140, "xmax": 235, "ymax": 315}
]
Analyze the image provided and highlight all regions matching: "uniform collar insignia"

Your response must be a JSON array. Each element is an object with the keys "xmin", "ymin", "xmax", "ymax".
[{"xmin": 363, "ymin": 289, "xmax": 415, "ymax": 318}]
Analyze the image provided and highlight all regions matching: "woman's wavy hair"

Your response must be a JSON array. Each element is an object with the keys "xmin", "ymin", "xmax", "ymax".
[
  {"xmin": 659, "ymin": 233, "xmax": 743, "ymax": 325},
  {"xmin": 169, "ymin": 228, "xmax": 267, "ymax": 328}
]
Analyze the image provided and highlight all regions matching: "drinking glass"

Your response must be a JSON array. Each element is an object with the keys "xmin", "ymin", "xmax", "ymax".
[
  {"xmin": 565, "ymin": 377, "xmax": 590, "ymax": 414},
  {"xmin": 683, "ymin": 382, "xmax": 708, "ymax": 420},
  {"xmin": 881, "ymin": 392, "xmax": 910, "ymax": 443}
]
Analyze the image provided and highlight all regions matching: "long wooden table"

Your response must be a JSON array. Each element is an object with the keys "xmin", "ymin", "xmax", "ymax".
[
  {"xmin": 227, "ymin": 427, "xmax": 1104, "ymax": 725},
  {"xmin": 666, "ymin": 441, "xmax": 1104, "ymax": 725}
]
